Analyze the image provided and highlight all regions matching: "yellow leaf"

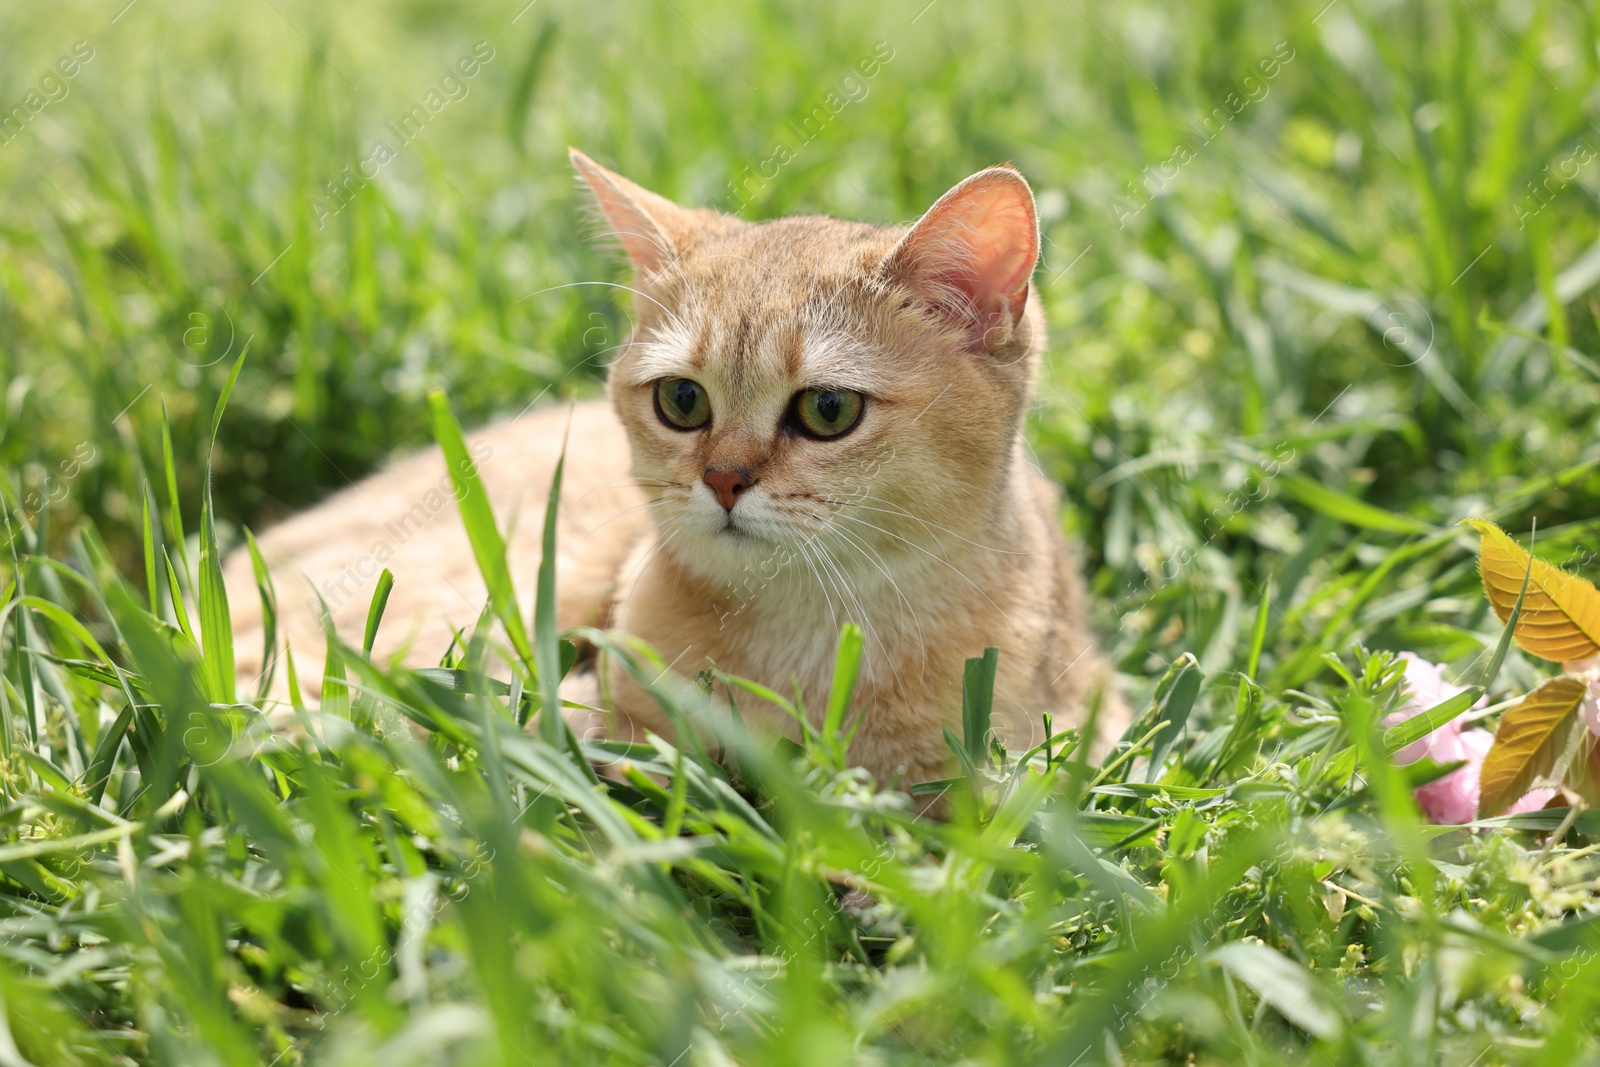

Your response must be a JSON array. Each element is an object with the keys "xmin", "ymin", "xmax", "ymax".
[
  {"xmin": 1478, "ymin": 675, "xmax": 1589, "ymax": 818},
  {"xmin": 1463, "ymin": 519, "xmax": 1600, "ymax": 663}
]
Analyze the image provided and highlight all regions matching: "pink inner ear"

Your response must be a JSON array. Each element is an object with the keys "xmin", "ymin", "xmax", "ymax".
[
  {"xmin": 899, "ymin": 170, "xmax": 1040, "ymax": 331},
  {"xmin": 570, "ymin": 149, "xmax": 677, "ymax": 276},
  {"xmin": 585, "ymin": 182, "xmax": 675, "ymax": 275}
]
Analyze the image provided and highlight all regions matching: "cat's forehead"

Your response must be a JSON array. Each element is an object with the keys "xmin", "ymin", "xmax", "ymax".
[
  {"xmin": 672, "ymin": 216, "xmax": 895, "ymax": 313},
  {"xmin": 622, "ymin": 217, "xmax": 901, "ymax": 393},
  {"xmin": 626, "ymin": 310, "xmax": 879, "ymax": 396}
]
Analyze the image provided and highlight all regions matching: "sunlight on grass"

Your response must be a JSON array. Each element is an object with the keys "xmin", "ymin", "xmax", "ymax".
[{"xmin": 2, "ymin": 0, "xmax": 1600, "ymax": 1063}]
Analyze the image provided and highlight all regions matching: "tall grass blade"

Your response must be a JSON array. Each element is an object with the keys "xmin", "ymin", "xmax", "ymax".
[
  {"xmin": 427, "ymin": 389, "xmax": 535, "ymax": 674},
  {"xmin": 823, "ymin": 622, "xmax": 864, "ymax": 754},
  {"xmin": 243, "ymin": 528, "xmax": 279, "ymax": 701},
  {"xmin": 363, "ymin": 567, "xmax": 394, "ymax": 657},
  {"xmin": 534, "ymin": 433, "xmax": 566, "ymax": 743},
  {"xmin": 962, "ymin": 646, "xmax": 999, "ymax": 764},
  {"xmin": 195, "ymin": 346, "xmax": 250, "ymax": 706}
]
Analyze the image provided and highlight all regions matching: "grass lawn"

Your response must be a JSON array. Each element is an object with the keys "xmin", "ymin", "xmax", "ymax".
[{"xmin": 3, "ymin": 0, "xmax": 1600, "ymax": 1063}]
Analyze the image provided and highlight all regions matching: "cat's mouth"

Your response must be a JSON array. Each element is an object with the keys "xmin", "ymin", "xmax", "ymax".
[
  {"xmin": 665, "ymin": 491, "xmax": 781, "ymax": 549},
  {"xmin": 715, "ymin": 509, "xmax": 783, "ymax": 546}
]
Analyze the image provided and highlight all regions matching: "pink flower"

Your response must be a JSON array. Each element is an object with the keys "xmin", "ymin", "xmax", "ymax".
[
  {"xmin": 1568, "ymin": 658, "xmax": 1600, "ymax": 736},
  {"xmin": 1386, "ymin": 654, "xmax": 1481, "ymax": 765},
  {"xmin": 1385, "ymin": 653, "xmax": 1556, "ymax": 824}
]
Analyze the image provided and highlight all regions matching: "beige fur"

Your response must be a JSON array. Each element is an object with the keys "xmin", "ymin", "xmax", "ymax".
[{"xmin": 224, "ymin": 150, "xmax": 1127, "ymax": 788}]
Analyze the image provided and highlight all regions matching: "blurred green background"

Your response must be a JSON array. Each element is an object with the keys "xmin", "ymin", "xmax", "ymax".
[{"xmin": 2, "ymin": 0, "xmax": 1598, "ymax": 689}]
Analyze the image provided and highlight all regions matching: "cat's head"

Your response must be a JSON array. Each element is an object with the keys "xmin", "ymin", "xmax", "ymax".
[{"xmin": 571, "ymin": 148, "xmax": 1045, "ymax": 591}]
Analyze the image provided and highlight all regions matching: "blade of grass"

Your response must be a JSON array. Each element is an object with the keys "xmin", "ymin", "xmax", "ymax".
[
  {"xmin": 159, "ymin": 402, "xmax": 187, "ymax": 576},
  {"xmin": 824, "ymin": 623, "xmax": 864, "ymax": 762},
  {"xmin": 1381, "ymin": 686, "xmax": 1484, "ymax": 755},
  {"xmin": 363, "ymin": 568, "xmax": 394, "ymax": 657},
  {"xmin": 534, "ymin": 426, "xmax": 566, "ymax": 742},
  {"xmin": 196, "ymin": 346, "xmax": 250, "ymax": 706},
  {"xmin": 962, "ymin": 646, "xmax": 999, "ymax": 764},
  {"xmin": 162, "ymin": 549, "xmax": 196, "ymax": 645},
  {"xmin": 243, "ymin": 528, "xmax": 279, "ymax": 701},
  {"xmin": 320, "ymin": 601, "xmax": 349, "ymax": 720},
  {"xmin": 1142, "ymin": 654, "xmax": 1202, "ymax": 783},
  {"xmin": 427, "ymin": 390, "xmax": 535, "ymax": 675},
  {"xmin": 1276, "ymin": 472, "xmax": 1433, "ymax": 535},
  {"xmin": 1244, "ymin": 581, "xmax": 1270, "ymax": 680},
  {"xmin": 141, "ymin": 481, "xmax": 160, "ymax": 615},
  {"xmin": 84, "ymin": 702, "xmax": 135, "ymax": 806}
]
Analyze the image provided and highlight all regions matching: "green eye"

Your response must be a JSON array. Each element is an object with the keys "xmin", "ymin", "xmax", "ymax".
[
  {"xmin": 654, "ymin": 378, "xmax": 711, "ymax": 430},
  {"xmin": 792, "ymin": 388, "xmax": 865, "ymax": 439}
]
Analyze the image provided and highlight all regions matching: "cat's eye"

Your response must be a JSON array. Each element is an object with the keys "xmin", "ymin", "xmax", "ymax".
[
  {"xmin": 791, "ymin": 388, "xmax": 865, "ymax": 439},
  {"xmin": 654, "ymin": 377, "xmax": 711, "ymax": 430}
]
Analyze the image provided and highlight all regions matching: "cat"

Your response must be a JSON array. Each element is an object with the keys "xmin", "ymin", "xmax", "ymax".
[{"xmin": 224, "ymin": 148, "xmax": 1128, "ymax": 790}]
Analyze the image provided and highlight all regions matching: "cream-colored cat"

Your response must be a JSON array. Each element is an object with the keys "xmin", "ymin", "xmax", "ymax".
[{"xmin": 224, "ymin": 149, "xmax": 1126, "ymax": 788}]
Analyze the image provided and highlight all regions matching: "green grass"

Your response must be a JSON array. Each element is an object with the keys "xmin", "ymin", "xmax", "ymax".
[{"xmin": 3, "ymin": 0, "xmax": 1600, "ymax": 1062}]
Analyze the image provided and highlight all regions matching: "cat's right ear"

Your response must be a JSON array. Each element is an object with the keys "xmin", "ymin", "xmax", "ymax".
[
  {"xmin": 570, "ymin": 148, "xmax": 715, "ymax": 277},
  {"xmin": 879, "ymin": 165, "xmax": 1040, "ymax": 352}
]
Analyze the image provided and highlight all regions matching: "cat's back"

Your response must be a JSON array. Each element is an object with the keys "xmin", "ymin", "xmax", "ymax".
[{"xmin": 225, "ymin": 399, "xmax": 648, "ymax": 696}]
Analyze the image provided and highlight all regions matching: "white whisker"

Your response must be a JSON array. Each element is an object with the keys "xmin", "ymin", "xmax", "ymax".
[
  {"xmin": 812, "ymin": 534, "xmax": 903, "ymax": 695},
  {"xmin": 828, "ymin": 521, "xmax": 928, "ymax": 677},
  {"xmin": 823, "ymin": 497, "xmax": 1032, "ymax": 556},
  {"xmin": 517, "ymin": 279, "xmax": 687, "ymax": 335},
  {"xmin": 793, "ymin": 536, "xmax": 841, "ymax": 635},
  {"xmin": 834, "ymin": 512, "xmax": 1014, "ymax": 624}
]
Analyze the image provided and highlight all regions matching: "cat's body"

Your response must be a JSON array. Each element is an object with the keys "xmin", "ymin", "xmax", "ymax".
[
  {"xmin": 226, "ymin": 402, "xmax": 649, "ymax": 695},
  {"xmin": 225, "ymin": 150, "xmax": 1127, "ymax": 788}
]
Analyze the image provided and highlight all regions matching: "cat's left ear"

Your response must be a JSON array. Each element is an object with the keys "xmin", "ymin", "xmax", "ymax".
[
  {"xmin": 569, "ymin": 147, "xmax": 732, "ymax": 277},
  {"xmin": 880, "ymin": 165, "xmax": 1040, "ymax": 351}
]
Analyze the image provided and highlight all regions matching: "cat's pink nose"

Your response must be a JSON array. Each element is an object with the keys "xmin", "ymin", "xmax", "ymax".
[{"xmin": 703, "ymin": 467, "xmax": 752, "ymax": 512}]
